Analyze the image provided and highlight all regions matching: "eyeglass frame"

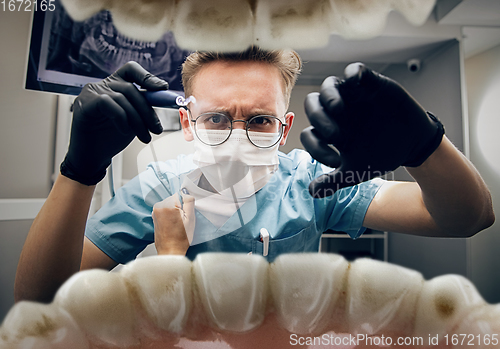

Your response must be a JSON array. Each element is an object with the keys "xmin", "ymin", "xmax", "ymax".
[{"xmin": 187, "ymin": 109, "xmax": 288, "ymax": 148}]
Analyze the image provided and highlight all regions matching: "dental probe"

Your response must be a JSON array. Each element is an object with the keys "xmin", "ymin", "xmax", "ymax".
[
  {"xmin": 140, "ymin": 90, "xmax": 197, "ymax": 109},
  {"xmin": 140, "ymin": 90, "xmax": 183, "ymax": 109},
  {"xmin": 260, "ymin": 228, "xmax": 269, "ymax": 257}
]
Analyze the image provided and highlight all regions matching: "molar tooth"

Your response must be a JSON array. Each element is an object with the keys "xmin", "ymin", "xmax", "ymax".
[
  {"xmin": 53, "ymin": 269, "xmax": 137, "ymax": 347},
  {"xmin": 269, "ymin": 253, "xmax": 348, "ymax": 335},
  {"xmin": 254, "ymin": 0, "xmax": 333, "ymax": 49},
  {"xmin": 347, "ymin": 258, "xmax": 424, "ymax": 335},
  {"xmin": 414, "ymin": 274, "xmax": 486, "ymax": 338},
  {"xmin": 193, "ymin": 253, "xmax": 268, "ymax": 332},
  {"xmin": 452, "ymin": 304, "xmax": 500, "ymax": 348},
  {"xmin": 109, "ymin": 0, "xmax": 175, "ymax": 42},
  {"xmin": 120, "ymin": 255, "xmax": 192, "ymax": 333},
  {"xmin": 172, "ymin": 0, "xmax": 254, "ymax": 51},
  {"xmin": 0, "ymin": 301, "xmax": 89, "ymax": 349}
]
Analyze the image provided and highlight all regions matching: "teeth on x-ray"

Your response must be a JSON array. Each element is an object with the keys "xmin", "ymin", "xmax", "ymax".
[
  {"xmin": 1, "ymin": 254, "xmax": 499, "ymax": 348},
  {"xmin": 60, "ymin": 0, "xmax": 436, "ymax": 49}
]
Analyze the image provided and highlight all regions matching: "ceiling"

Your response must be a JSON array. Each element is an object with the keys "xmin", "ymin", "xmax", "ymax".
[{"xmin": 295, "ymin": 0, "xmax": 500, "ymax": 85}]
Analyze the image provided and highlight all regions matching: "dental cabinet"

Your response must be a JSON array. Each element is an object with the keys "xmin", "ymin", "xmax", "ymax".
[{"xmin": 321, "ymin": 230, "xmax": 389, "ymax": 262}]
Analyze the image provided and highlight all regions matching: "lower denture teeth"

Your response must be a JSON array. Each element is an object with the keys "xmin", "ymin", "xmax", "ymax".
[
  {"xmin": 120, "ymin": 255, "xmax": 192, "ymax": 333},
  {"xmin": 269, "ymin": 253, "xmax": 349, "ymax": 335},
  {"xmin": 192, "ymin": 253, "xmax": 268, "ymax": 332},
  {"xmin": 0, "ymin": 301, "xmax": 89, "ymax": 349},
  {"xmin": 53, "ymin": 269, "xmax": 137, "ymax": 347},
  {"xmin": 452, "ymin": 304, "xmax": 500, "ymax": 349},
  {"xmin": 4, "ymin": 253, "xmax": 500, "ymax": 348},
  {"xmin": 346, "ymin": 258, "xmax": 424, "ymax": 336},
  {"xmin": 413, "ymin": 274, "xmax": 486, "ymax": 339}
]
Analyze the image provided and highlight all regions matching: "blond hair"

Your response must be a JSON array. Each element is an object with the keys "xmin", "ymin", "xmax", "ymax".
[{"xmin": 181, "ymin": 46, "xmax": 302, "ymax": 108}]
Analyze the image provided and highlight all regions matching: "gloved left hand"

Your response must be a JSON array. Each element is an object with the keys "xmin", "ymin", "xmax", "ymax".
[
  {"xmin": 60, "ymin": 62, "xmax": 167, "ymax": 185},
  {"xmin": 300, "ymin": 63, "xmax": 444, "ymax": 198}
]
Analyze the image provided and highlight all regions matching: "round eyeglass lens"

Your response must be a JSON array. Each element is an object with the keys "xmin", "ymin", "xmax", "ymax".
[
  {"xmin": 193, "ymin": 113, "xmax": 284, "ymax": 147},
  {"xmin": 247, "ymin": 115, "xmax": 283, "ymax": 148},
  {"xmin": 195, "ymin": 113, "xmax": 232, "ymax": 145}
]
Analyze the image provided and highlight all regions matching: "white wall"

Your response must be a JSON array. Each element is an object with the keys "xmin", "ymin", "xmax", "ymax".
[
  {"xmin": 465, "ymin": 43, "xmax": 500, "ymax": 303},
  {"xmin": 0, "ymin": 11, "xmax": 57, "ymax": 320}
]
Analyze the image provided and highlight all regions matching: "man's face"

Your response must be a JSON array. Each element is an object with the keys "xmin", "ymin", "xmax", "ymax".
[{"xmin": 179, "ymin": 60, "xmax": 294, "ymax": 146}]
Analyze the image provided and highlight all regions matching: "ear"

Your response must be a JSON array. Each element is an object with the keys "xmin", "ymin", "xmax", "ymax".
[
  {"xmin": 280, "ymin": 112, "xmax": 294, "ymax": 146},
  {"xmin": 179, "ymin": 108, "xmax": 194, "ymax": 142}
]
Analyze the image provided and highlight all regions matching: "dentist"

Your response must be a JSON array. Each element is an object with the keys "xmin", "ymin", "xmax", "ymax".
[{"xmin": 15, "ymin": 47, "xmax": 494, "ymax": 303}]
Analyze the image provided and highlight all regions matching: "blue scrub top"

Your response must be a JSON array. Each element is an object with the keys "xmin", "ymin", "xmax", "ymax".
[{"xmin": 85, "ymin": 149, "xmax": 384, "ymax": 263}]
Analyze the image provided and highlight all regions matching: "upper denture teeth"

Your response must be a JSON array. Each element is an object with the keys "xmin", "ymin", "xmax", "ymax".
[
  {"xmin": 172, "ymin": 0, "xmax": 254, "ymax": 51},
  {"xmin": 109, "ymin": 0, "xmax": 175, "ymax": 42},
  {"xmin": 59, "ymin": 0, "xmax": 437, "ymax": 50},
  {"xmin": 60, "ymin": 0, "xmax": 106, "ymax": 21},
  {"xmin": 254, "ymin": 0, "xmax": 334, "ymax": 49}
]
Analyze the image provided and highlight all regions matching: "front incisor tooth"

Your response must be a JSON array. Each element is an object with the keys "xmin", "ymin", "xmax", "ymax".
[
  {"xmin": 414, "ymin": 274, "xmax": 486, "ymax": 338},
  {"xmin": 0, "ymin": 301, "xmax": 89, "ymax": 349},
  {"xmin": 53, "ymin": 269, "xmax": 136, "ymax": 347},
  {"xmin": 172, "ymin": 0, "xmax": 254, "ymax": 51},
  {"xmin": 193, "ymin": 253, "xmax": 268, "ymax": 332},
  {"xmin": 269, "ymin": 253, "xmax": 348, "ymax": 335},
  {"xmin": 254, "ymin": 0, "xmax": 334, "ymax": 49},
  {"xmin": 120, "ymin": 255, "xmax": 192, "ymax": 333},
  {"xmin": 347, "ymin": 258, "xmax": 424, "ymax": 335}
]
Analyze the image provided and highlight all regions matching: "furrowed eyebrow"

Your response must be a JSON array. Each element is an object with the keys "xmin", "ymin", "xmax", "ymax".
[{"xmin": 198, "ymin": 108, "xmax": 278, "ymax": 120}]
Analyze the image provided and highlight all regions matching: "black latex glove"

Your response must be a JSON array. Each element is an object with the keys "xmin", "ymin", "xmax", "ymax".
[
  {"xmin": 60, "ymin": 61, "xmax": 167, "ymax": 185},
  {"xmin": 300, "ymin": 63, "xmax": 444, "ymax": 198}
]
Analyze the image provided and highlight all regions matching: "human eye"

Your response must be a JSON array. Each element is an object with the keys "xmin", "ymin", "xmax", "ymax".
[
  {"xmin": 250, "ymin": 116, "xmax": 273, "ymax": 125},
  {"xmin": 208, "ymin": 114, "xmax": 223, "ymax": 124},
  {"xmin": 248, "ymin": 116, "xmax": 279, "ymax": 132},
  {"xmin": 198, "ymin": 113, "xmax": 229, "ymax": 129}
]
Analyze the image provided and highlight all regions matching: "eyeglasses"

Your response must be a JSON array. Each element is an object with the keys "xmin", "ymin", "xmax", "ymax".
[{"xmin": 189, "ymin": 111, "xmax": 287, "ymax": 148}]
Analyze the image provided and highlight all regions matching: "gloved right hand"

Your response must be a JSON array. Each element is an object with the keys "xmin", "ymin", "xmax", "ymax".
[
  {"xmin": 153, "ymin": 192, "xmax": 195, "ymax": 255},
  {"xmin": 60, "ymin": 61, "xmax": 168, "ymax": 185}
]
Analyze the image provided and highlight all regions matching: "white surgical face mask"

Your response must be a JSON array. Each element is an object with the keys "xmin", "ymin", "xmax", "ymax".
[{"xmin": 191, "ymin": 129, "xmax": 280, "ymax": 195}]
